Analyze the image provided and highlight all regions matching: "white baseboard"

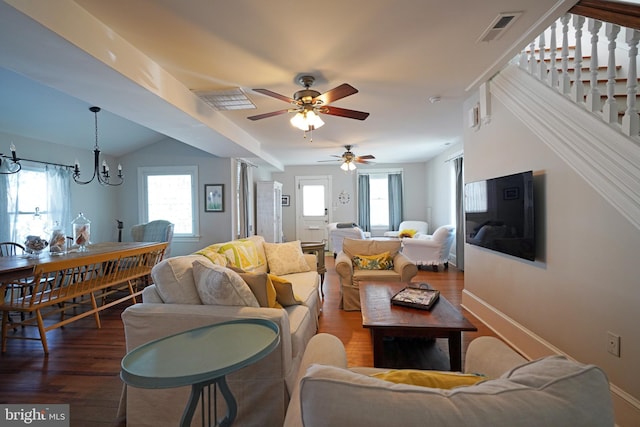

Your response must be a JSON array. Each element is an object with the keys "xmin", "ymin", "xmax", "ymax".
[{"xmin": 462, "ymin": 289, "xmax": 640, "ymax": 427}]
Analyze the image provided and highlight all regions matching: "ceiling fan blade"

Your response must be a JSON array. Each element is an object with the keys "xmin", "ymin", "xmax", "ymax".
[
  {"xmin": 317, "ymin": 159, "xmax": 342, "ymax": 162},
  {"xmin": 247, "ymin": 109, "xmax": 290, "ymax": 121},
  {"xmin": 314, "ymin": 83, "xmax": 358, "ymax": 105},
  {"xmin": 355, "ymin": 158, "xmax": 374, "ymax": 164},
  {"xmin": 252, "ymin": 88, "xmax": 296, "ymax": 104},
  {"xmin": 322, "ymin": 106, "xmax": 370, "ymax": 120},
  {"xmin": 357, "ymin": 154, "xmax": 375, "ymax": 160}
]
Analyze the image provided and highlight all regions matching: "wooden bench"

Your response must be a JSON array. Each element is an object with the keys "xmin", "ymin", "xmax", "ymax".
[{"xmin": 0, "ymin": 242, "xmax": 167, "ymax": 354}]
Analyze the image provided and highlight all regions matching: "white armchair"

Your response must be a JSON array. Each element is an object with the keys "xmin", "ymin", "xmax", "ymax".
[
  {"xmin": 401, "ymin": 225, "xmax": 455, "ymax": 271},
  {"xmin": 328, "ymin": 222, "xmax": 369, "ymax": 257},
  {"xmin": 383, "ymin": 220, "xmax": 429, "ymax": 238}
]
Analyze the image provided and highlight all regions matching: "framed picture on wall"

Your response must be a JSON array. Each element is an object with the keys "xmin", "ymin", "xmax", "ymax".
[
  {"xmin": 281, "ymin": 195, "xmax": 290, "ymax": 207},
  {"xmin": 204, "ymin": 184, "xmax": 224, "ymax": 212}
]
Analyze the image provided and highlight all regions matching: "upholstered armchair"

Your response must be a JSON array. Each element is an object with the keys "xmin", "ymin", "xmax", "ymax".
[
  {"xmin": 131, "ymin": 219, "xmax": 174, "ymax": 258},
  {"xmin": 327, "ymin": 222, "xmax": 370, "ymax": 257},
  {"xmin": 383, "ymin": 220, "xmax": 429, "ymax": 238},
  {"xmin": 335, "ymin": 238, "xmax": 418, "ymax": 311},
  {"xmin": 401, "ymin": 225, "xmax": 455, "ymax": 271}
]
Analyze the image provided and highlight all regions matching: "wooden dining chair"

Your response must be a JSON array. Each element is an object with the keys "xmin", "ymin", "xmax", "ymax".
[
  {"xmin": 0, "ymin": 242, "xmax": 25, "ymax": 257},
  {"xmin": 0, "ymin": 242, "xmax": 27, "ymax": 325}
]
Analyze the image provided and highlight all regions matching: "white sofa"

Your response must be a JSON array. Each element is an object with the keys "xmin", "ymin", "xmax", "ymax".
[
  {"xmin": 119, "ymin": 236, "xmax": 320, "ymax": 427},
  {"xmin": 284, "ymin": 334, "xmax": 614, "ymax": 427}
]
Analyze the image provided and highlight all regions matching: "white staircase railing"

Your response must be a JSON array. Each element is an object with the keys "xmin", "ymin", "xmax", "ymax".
[{"xmin": 517, "ymin": 13, "xmax": 640, "ymax": 140}]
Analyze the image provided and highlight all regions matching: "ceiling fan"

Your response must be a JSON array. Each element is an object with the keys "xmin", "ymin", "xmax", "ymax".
[
  {"xmin": 247, "ymin": 75, "xmax": 370, "ymax": 136},
  {"xmin": 318, "ymin": 145, "xmax": 375, "ymax": 171}
]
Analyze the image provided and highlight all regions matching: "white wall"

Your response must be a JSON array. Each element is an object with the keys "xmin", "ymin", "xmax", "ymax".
[
  {"xmin": 116, "ymin": 138, "xmax": 234, "ymax": 255},
  {"xmin": 462, "ymin": 92, "xmax": 640, "ymax": 424},
  {"xmin": 424, "ymin": 143, "xmax": 463, "ymax": 233},
  {"xmin": 2, "ymin": 131, "xmax": 119, "ymax": 243},
  {"xmin": 272, "ymin": 162, "xmax": 427, "ymax": 242}
]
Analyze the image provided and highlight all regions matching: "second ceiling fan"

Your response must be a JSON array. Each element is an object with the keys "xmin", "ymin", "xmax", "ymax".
[
  {"xmin": 247, "ymin": 75, "xmax": 370, "ymax": 134},
  {"xmin": 318, "ymin": 145, "xmax": 375, "ymax": 171}
]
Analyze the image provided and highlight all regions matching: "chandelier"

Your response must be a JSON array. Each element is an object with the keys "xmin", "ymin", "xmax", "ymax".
[
  {"xmin": 73, "ymin": 106, "xmax": 123, "ymax": 186},
  {"xmin": 0, "ymin": 143, "xmax": 22, "ymax": 174}
]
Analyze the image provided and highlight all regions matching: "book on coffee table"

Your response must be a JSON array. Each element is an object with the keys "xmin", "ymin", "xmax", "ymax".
[{"xmin": 390, "ymin": 286, "xmax": 440, "ymax": 310}]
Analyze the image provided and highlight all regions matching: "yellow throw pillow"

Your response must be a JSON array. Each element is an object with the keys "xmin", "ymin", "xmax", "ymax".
[
  {"xmin": 263, "ymin": 241, "xmax": 311, "ymax": 276},
  {"xmin": 371, "ymin": 369, "xmax": 485, "ymax": 389},
  {"xmin": 236, "ymin": 271, "xmax": 281, "ymax": 308},
  {"xmin": 352, "ymin": 252, "xmax": 394, "ymax": 270},
  {"xmin": 398, "ymin": 229, "xmax": 417, "ymax": 238},
  {"xmin": 268, "ymin": 274, "xmax": 302, "ymax": 307}
]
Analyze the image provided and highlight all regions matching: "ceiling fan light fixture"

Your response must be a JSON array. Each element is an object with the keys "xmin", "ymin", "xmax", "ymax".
[
  {"xmin": 341, "ymin": 160, "xmax": 356, "ymax": 171},
  {"xmin": 290, "ymin": 110, "xmax": 325, "ymax": 131}
]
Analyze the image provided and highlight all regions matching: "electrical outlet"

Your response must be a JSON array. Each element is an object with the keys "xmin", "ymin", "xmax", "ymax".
[{"xmin": 607, "ymin": 332, "xmax": 620, "ymax": 357}]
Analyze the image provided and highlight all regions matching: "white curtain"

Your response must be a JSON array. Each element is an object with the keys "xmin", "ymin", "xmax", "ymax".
[
  {"xmin": 46, "ymin": 165, "xmax": 72, "ymax": 235},
  {"xmin": 0, "ymin": 164, "xmax": 71, "ymax": 243}
]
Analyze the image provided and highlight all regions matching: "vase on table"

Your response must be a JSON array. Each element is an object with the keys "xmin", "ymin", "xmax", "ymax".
[
  {"xmin": 72, "ymin": 212, "xmax": 91, "ymax": 252},
  {"xmin": 49, "ymin": 222, "xmax": 67, "ymax": 255}
]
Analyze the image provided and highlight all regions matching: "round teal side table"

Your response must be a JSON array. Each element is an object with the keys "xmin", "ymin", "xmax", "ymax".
[{"xmin": 121, "ymin": 318, "xmax": 280, "ymax": 427}]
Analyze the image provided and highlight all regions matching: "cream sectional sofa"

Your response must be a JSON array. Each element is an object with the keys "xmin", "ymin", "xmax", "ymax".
[
  {"xmin": 284, "ymin": 334, "xmax": 614, "ymax": 427},
  {"xmin": 120, "ymin": 236, "xmax": 320, "ymax": 427}
]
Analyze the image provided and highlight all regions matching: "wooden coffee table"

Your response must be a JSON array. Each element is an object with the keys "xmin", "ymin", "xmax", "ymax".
[{"xmin": 360, "ymin": 282, "xmax": 477, "ymax": 371}]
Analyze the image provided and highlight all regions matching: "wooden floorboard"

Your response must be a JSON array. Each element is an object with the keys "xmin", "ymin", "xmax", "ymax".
[{"xmin": 0, "ymin": 255, "xmax": 497, "ymax": 426}]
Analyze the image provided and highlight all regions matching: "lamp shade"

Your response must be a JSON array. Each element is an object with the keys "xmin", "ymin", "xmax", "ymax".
[{"xmin": 290, "ymin": 110, "xmax": 325, "ymax": 131}]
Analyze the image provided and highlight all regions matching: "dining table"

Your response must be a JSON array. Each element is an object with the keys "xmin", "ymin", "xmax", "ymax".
[{"xmin": 0, "ymin": 241, "xmax": 167, "ymax": 354}]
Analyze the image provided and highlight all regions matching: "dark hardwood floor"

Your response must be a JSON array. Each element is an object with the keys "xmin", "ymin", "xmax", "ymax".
[{"xmin": 0, "ymin": 256, "xmax": 497, "ymax": 426}]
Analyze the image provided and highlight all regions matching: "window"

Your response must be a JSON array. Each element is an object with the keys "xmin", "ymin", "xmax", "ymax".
[
  {"xmin": 8, "ymin": 168, "xmax": 49, "ymax": 241},
  {"xmin": 302, "ymin": 185, "xmax": 325, "ymax": 216},
  {"xmin": 369, "ymin": 174, "xmax": 389, "ymax": 226},
  {"xmin": 357, "ymin": 169, "xmax": 403, "ymax": 233},
  {"xmin": 138, "ymin": 166, "xmax": 199, "ymax": 239},
  {"xmin": 1, "ymin": 164, "xmax": 71, "ymax": 244}
]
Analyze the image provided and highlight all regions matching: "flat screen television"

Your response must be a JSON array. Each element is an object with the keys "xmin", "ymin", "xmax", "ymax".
[{"xmin": 464, "ymin": 171, "xmax": 535, "ymax": 261}]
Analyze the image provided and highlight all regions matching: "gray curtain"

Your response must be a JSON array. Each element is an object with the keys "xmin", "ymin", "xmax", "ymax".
[
  {"xmin": 388, "ymin": 173, "xmax": 403, "ymax": 230},
  {"xmin": 238, "ymin": 162, "xmax": 250, "ymax": 238},
  {"xmin": 357, "ymin": 174, "xmax": 370, "ymax": 232},
  {"xmin": 454, "ymin": 157, "xmax": 465, "ymax": 271}
]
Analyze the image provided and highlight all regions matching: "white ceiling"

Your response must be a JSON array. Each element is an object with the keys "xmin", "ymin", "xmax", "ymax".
[{"xmin": 0, "ymin": 0, "xmax": 575, "ymax": 169}]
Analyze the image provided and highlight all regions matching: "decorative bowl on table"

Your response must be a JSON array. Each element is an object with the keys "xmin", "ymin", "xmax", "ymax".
[{"xmin": 24, "ymin": 235, "xmax": 49, "ymax": 258}]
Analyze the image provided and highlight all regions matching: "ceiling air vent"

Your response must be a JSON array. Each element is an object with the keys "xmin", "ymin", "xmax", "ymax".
[
  {"xmin": 477, "ymin": 12, "xmax": 522, "ymax": 43},
  {"xmin": 194, "ymin": 88, "xmax": 256, "ymax": 111}
]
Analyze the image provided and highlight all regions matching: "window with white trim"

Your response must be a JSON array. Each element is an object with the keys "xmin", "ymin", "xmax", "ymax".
[{"xmin": 138, "ymin": 166, "xmax": 199, "ymax": 239}]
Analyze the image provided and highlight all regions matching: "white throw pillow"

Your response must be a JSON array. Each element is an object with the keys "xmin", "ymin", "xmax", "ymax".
[
  {"xmin": 151, "ymin": 255, "xmax": 212, "ymax": 304},
  {"xmin": 263, "ymin": 240, "xmax": 311, "ymax": 276},
  {"xmin": 192, "ymin": 259, "xmax": 260, "ymax": 307}
]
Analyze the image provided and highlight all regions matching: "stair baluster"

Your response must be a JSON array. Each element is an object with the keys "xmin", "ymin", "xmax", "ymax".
[
  {"xmin": 560, "ymin": 15, "xmax": 571, "ymax": 95},
  {"xmin": 622, "ymin": 29, "xmax": 640, "ymax": 136},
  {"xmin": 548, "ymin": 22, "xmax": 558, "ymax": 88},
  {"xmin": 603, "ymin": 23, "xmax": 621, "ymax": 124},
  {"xmin": 571, "ymin": 15, "xmax": 586, "ymax": 104},
  {"xmin": 586, "ymin": 19, "xmax": 602, "ymax": 113},
  {"xmin": 538, "ymin": 33, "xmax": 547, "ymax": 80},
  {"xmin": 528, "ymin": 41, "xmax": 536, "ymax": 76}
]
